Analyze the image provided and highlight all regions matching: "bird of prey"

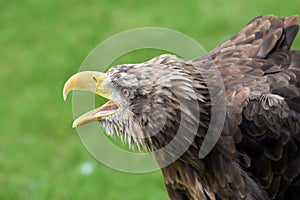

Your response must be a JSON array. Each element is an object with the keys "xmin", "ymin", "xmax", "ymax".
[{"xmin": 63, "ymin": 15, "xmax": 300, "ymax": 199}]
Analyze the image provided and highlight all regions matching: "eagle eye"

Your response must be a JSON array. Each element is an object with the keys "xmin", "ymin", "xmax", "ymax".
[{"xmin": 121, "ymin": 88, "xmax": 131, "ymax": 98}]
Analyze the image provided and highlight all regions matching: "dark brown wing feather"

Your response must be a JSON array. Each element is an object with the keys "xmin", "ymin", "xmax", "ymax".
[
  {"xmin": 209, "ymin": 15, "xmax": 300, "ymax": 199},
  {"xmin": 163, "ymin": 15, "xmax": 300, "ymax": 200}
]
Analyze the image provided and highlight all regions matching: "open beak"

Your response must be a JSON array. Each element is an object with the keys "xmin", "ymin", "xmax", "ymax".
[{"xmin": 63, "ymin": 71, "xmax": 120, "ymax": 128}]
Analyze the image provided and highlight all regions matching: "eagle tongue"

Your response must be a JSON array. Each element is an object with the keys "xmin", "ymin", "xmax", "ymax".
[{"xmin": 95, "ymin": 100, "xmax": 119, "ymax": 115}]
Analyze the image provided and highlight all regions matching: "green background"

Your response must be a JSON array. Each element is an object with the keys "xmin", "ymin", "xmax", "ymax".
[{"xmin": 1, "ymin": 0, "xmax": 299, "ymax": 199}]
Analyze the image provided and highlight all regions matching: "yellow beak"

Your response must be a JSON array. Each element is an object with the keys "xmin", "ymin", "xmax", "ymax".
[{"xmin": 63, "ymin": 71, "xmax": 120, "ymax": 128}]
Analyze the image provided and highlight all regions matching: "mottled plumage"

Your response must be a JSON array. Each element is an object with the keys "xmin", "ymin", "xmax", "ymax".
[{"xmin": 63, "ymin": 15, "xmax": 300, "ymax": 199}]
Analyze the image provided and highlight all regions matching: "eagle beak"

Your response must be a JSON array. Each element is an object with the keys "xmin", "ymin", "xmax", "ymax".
[{"xmin": 63, "ymin": 71, "xmax": 120, "ymax": 128}]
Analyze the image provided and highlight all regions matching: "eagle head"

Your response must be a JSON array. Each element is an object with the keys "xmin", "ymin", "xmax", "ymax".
[{"xmin": 63, "ymin": 54, "xmax": 208, "ymax": 153}]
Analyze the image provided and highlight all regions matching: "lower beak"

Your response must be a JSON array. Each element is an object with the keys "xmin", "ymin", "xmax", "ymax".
[{"xmin": 63, "ymin": 71, "xmax": 120, "ymax": 128}]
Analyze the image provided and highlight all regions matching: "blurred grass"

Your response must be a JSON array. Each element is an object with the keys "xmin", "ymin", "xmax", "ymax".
[{"xmin": 0, "ymin": 0, "xmax": 299, "ymax": 199}]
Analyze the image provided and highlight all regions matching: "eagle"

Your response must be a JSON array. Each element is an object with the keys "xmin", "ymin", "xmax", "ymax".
[{"xmin": 63, "ymin": 15, "xmax": 300, "ymax": 199}]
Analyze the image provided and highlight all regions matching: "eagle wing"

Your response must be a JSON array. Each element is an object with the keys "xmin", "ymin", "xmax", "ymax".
[
  {"xmin": 208, "ymin": 15, "xmax": 300, "ymax": 199},
  {"xmin": 166, "ymin": 15, "xmax": 300, "ymax": 199}
]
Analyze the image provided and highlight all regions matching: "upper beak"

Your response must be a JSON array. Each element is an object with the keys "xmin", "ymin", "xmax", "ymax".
[
  {"xmin": 63, "ymin": 71, "xmax": 109, "ymax": 101},
  {"xmin": 63, "ymin": 71, "xmax": 120, "ymax": 128}
]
